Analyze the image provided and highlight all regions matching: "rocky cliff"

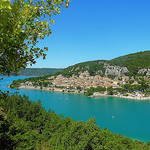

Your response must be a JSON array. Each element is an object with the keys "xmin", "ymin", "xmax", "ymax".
[{"xmin": 138, "ymin": 68, "xmax": 150, "ymax": 75}]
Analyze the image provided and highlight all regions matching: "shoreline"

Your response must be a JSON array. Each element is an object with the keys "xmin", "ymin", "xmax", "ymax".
[
  {"xmin": 10, "ymin": 85, "xmax": 150, "ymax": 100},
  {"xmin": 90, "ymin": 94, "xmax": 150, "ymax": 100}
]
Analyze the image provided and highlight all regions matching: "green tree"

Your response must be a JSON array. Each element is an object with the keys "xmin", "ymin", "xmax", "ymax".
[
  {"xmin": 107, "ymin": 86, "xmax": 114, "ymax": 95},
  {"xmin": 0, "ymin": 0, "xmax": 70, "ymax": 75},
  {"xmin": 95, "ymin": 86, "xmax": 106, "ymax": 92},
  {"xmin": 129, "ymin": 80, "xmax": 134, "ymax": 84},
  {"xmin": 76, "ymin": 86, "xmax": 81, "ymax": 90},
  {"xmin": 139, "ymin": 81, "xmax": 149, "ymax": 92},
  {"xmin": 86, "ymin": 87, "xmax": 95, "ymax": 96}
]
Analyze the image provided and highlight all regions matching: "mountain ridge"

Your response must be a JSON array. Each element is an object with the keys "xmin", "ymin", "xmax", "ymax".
[
  {"xmin": 61, "ymin": 50, "xmax": 150, "ymax": 77},
  {"xmin": 0, "ymin": 68, "xmax": 64, "ymax": 76}
]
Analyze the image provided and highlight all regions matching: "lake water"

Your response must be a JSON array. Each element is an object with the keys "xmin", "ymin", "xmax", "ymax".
[{"xmin": 1, "ymin": 76, "xmax": 150, "ymax": 142}]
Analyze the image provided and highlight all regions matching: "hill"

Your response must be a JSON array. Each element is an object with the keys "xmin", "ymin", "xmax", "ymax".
[
  {"xmin": 61, "ymin": 60, "xmax": 108, "ymax": 77},
  {"xmin": 110, "ymin": 51, "xmax": 150, "ymax": 75},
  {"xmin": 10, "ymin": 50, "xmax": 150, "ymax": 100},
  {"xmin": 0, "ymin": 68, "xmax": 64, "ymax": 76},
  {"xmin": 61, "ymin": 51, "xmax": 150, "ymax": 77}
]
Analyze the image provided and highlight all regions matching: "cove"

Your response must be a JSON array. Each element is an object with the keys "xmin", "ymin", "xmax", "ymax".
[{"xmin": 1, "ymin": 76, "xmax": 150, "ymax": 143}]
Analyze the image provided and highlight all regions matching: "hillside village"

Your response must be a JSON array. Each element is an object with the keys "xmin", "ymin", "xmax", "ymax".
[
  {"xmin": 10, "ymin": 51, "xmax": 150, "ymax": 100},
  {"xmin": 16, "ymin": 71, "xmax": 129, "ymax": 90},
  {"xmin": 10, "ymin": 70, "xmax": 150, "ymax": 100},
  {"xmin": 50, "ymin": 71, "xmax": 129, "ymax": 89}
]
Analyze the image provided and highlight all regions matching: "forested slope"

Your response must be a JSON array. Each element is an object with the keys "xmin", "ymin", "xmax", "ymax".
[
  {"xmin": 61, "ymin": 60, "xmax": 107, "ymax": 77},
  {"xmin": 0, "ymin": 92, "xmax": 150, "ymax": 149},
  {"xmin": 110, "ymin": 51, "xmax": 150, "ymax": 75},
  {"xmin": 0, "ymin": 68, "xmax": 63, "ymax": 76},
  {"xmin": 60, "ymin": 51, "xmax": 150, "ymax": 77}
]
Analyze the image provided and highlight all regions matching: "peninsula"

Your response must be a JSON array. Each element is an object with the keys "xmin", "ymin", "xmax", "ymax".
[{"xmin": 10, "ymin": 51, "xmax": 150, "ymax": 100}]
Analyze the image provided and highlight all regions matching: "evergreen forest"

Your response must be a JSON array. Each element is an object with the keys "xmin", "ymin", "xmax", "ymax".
[{"xmin": 1, "ymin": 92, "xmax": 150, "ymax": 150}]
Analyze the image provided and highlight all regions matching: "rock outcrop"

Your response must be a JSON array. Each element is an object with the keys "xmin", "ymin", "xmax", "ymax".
[
  {"xmin": 138, "ymin": 68, "xmax": 150, "ymax": 75},
  {"xmin": 104, "ymin": 63, "xmax": 129, "ymax": 77}
]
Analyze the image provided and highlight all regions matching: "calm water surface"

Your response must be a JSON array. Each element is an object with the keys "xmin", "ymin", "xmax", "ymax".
[{"xmin": 1, "ymin": 76, "xmax": 150, "ymax": 142}]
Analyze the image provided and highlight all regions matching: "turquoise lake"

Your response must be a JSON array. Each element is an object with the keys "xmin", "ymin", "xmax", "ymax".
[{"xmin": 1, "ymin": 76, "xmax": 150, "ymax": 142}]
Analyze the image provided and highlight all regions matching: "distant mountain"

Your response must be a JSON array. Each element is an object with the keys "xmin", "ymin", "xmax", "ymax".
[
  {"xmin": 61, "ymin": 51, "xmax": 150, "ymax": 77},
  {"xmin": 0, "ymin": 68, "xmax": 64, "ymax": 76}
]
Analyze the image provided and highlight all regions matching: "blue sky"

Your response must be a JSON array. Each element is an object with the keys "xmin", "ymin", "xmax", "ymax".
[{"xmin": 29, "ymin": 0, "xmax": 150, "ymax": 68}]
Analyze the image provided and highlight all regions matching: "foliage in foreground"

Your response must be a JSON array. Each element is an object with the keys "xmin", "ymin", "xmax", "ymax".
[
  {"xmin": 0, "ymin": 0, "xmax": 70, "ymax": 75},
  {"xmin": 0, "ymin": 93, "xmax": 150, "ymax": 150}
]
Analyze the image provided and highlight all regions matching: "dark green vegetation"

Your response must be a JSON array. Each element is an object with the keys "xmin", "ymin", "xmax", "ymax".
[
  {"xmin": 0, "ymin": 68, "xmax": 63, "ymax": 76},
  {"xmin": 1, "ymin": 92, "xmax": 150, "ymax": 150},
  {"xmin": 61, "ymin": 60, "xmax": 107, "ymax": 77},
  {"xmin": 10, "ymin": 75, "xmax": 54, "ymax": 88},
  {"xmin": 61, "ymin": 51, "xmax": 150, "ymax": 77},
  {"xmin": 86, "ymin": 86, "xmax": 106, "ymax": 96},
  {"xmin": 110, "ymin": 51, "xmax": 150, "ymax": 76}
]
